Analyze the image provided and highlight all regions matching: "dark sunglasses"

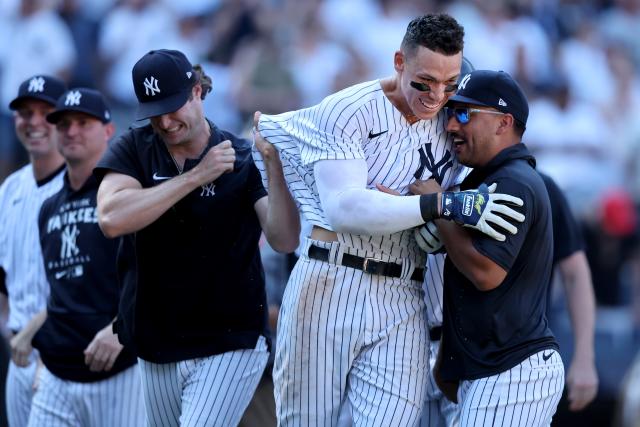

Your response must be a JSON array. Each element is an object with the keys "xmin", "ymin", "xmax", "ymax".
[
  {"xmin": 445, "ymin": 107, "xmax": 506, "ymax": 124},
  {"xmin": 410, "ymin": 81, "xmax": 458, "ymax": 93}
]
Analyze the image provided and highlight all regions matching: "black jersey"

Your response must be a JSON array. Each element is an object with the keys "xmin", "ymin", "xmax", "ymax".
[
  {"xmin": 94, "ymin": 121, "xmax": 269, "ymax": 363},
  {"xmin": 35, "ymin": 174, "xmax": 136, "ymax": 382},
  {"xmin": 441, "ymin": 143, "xmax": 558, "ymax": 382}
]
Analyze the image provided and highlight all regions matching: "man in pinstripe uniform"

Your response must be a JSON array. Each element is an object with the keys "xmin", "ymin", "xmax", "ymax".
[
  {"xmin": 95, "ymin": 50, "xmax": 300, "ymax": 427},
  {"xmin": 0, "ymin": 75, "xmax": 66, "ymax": 427},
  {"xmin": 21, "ymin": 87, "xmax": 145, "ymax": 426},
  {"xmin": 255, "ymin": 14, "xmax": 527, "ymax": 427},
  {"xmin": 430, "ymin": 70, "xmax": 564, "ymax": 426}
]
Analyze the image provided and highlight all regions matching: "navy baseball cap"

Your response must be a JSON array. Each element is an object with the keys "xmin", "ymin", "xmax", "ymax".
[
  {"xmin": 131, "ymin": 49, "xmax": 197, "ymax": 120},
  {"xmin": 9, "ymin": 75, "xmax": 67, "ymax": 110},
  {"xmin": 448, "ymin": 70, "xmax": 529, "ymax": 126},
  {"xmin": 46, "ymin": 88, "xmax": 112, "ymax": 124}
]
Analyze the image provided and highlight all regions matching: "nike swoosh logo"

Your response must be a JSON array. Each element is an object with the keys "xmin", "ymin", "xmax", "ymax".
[
  {"xmin": 153, "ymin": 172, "xmax": 172, "ymax": 180},
  {"xmin": 368, "ymin": 130, "xmax": 388, "ymax": 139},
  {"xmin": 55, "ymin": 271, "xmax": 66, "ymax": 279},
  {"xmin": 542, "ymin": 351, "xmax": 553, "ymax": 361}
]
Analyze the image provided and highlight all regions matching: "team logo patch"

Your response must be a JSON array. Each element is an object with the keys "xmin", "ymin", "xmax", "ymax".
[
  {"xmin": 458, "ymin": 74, "xmax": 471, "ymax": 90},
  {"xmin": 144, "ymin": 76, "xmax": 161, "ymax": 96},
  {"xmin": 200, "ymin": 182, "xmax": 216, "ymax": 197},
  {"xmin": 28, "ymin": 76, "xmax": 45, "ymax": 93},
  {"xmin": 498, "ymin": 98, "xmax": 507, "ymax": 107},
  {"xmin": 65, "ymin": 91, "xmax": 82, "ymax": 106}
]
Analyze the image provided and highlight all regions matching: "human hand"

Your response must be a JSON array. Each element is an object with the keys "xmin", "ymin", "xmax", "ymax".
[
  {"xmin": 415, "ymin": 221, "xmax": 444, "ymax": 253},
  {"xmin": 32, "ymin": 358, "xmax": 43, "ymax": 391},
  {"xmin": 441, "ymin": 183, "xmax": 525, "ymax": 241},
  {"xmin": 409, "ymin": 178, "xmax": 442, "ymax": 195},
  {"xmin": 566, "ymin": 356, "xmax": 598, "ymax": 411},
  {"xmin": 253, "ymin": 111, "xmax": 280, "ymax": 163},
  {"xmin": 10, "ymin": 330, "xmax": 34, "ymax": 367},
  {"xmin": 193, "ymin": 140, "xmax": 235, "ymax": 186},
  {"xmin": 83, "ymin": 323, "xmax": 124, "ymax": 372}
]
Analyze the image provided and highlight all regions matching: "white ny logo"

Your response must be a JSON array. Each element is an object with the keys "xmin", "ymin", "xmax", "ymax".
[
  {"xmin": 60, "ymin": 225, "xmax": 80, "ymax": 259},
  {"xmin": 144, "ymin": 76, "xmax": 161, "ymax": 96},
  {"xmin": 200, "ymin": 183, "xmax": 216, "ymax": 197},
  {"xmin": 65, "ymin": 91, "xmax": 82, "ymax": 106},
  {"xmin": 28, "ymin": 77, "xmax": 45, "ymax": 93},
  {"xmin": 459, "ymin": 74, "xmax": 471, "ymax": 90}
]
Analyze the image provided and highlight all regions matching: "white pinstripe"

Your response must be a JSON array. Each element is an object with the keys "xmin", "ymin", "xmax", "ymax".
[
  {"xmin": 27, "ymin": 364, "xmax": 145, "ymax": 427},
  {"xmin": 138, "ymin": 336, "xmax": 269, "ymax": 427},
  {"xmin": 419, "ymin": 340, "xmax": 458, "ymax": 427},
  {"xmin": 456, "ymin": 350, "xmax": 564, "ymax": 427},
  {"xmin": 6, "ymin": 359, "xmax": 38, "ymax": 427},
  {"xmin": 274, "ymin": 239, "xmax": 429, "ymax": 427},
  {"xmin": 0, "ymin": 164, "xmax": 63, "ymax": 427}
]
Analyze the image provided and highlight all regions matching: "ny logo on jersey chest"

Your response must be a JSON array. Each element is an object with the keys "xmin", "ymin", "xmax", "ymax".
[
  {"xmin": 413, "ymin": 143, "xmax": 453, "ymax": 184},
  {"xmin": 200, "ymin": 183, "xmax": 216, "ymax": 197},
  {"xmin": 60, "ymin": 225, "xmax": 80, "ymax": 259}
]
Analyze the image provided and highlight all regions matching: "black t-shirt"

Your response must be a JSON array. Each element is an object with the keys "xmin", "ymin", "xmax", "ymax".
[
  {"xmin": 34, "ymin": 174, "xmax": 136, "ymax": 382},
  {"xmin": 441, "ymin": 143, "xmax": 558, "ymax": 382},
  {"xmin": 94, "ymin": 121, "xmax": 269, "ymax": 363}
]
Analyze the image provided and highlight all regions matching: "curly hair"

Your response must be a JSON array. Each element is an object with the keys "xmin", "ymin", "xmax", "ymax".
[
  {"xmin": 192, "ymin": 64, "xmax": 213, "ymax": 100},
  {"xmin": 401, "ymin": 13, "xmax": 464, "ymax": 57}
]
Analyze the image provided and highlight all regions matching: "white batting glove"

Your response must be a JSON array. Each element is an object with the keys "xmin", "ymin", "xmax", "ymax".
[{"xmin": 414, "ymin": 221, "xmax": 444, "ymax": 253}]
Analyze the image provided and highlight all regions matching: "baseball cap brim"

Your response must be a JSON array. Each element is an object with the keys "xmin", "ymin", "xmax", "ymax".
[
  {"xmin": 9, "ymin": 93, "xmax": 58, "ymax": 110},
  {"xmin": 46, "ymin": 106, "xmax": 110, "ymax": 124},
  {"xmin": 446, "ymin": 94, "xmax": 492, "ymax": 108},
  {"xmin": 135, "ymin": 89, "xmax": 191, "ymax": 120}
]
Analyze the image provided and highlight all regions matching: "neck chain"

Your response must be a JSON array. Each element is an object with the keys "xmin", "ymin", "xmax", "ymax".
[{"xmin": 169, "ymin": 151, "xmax": 184, "ymax": 174}]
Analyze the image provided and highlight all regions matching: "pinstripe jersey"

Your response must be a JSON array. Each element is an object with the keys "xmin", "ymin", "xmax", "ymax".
[
  {"xmin": 0, "ymin": 164, "xmax": 64, "ymax": 332},
  {"xmin": 257, "ymin": 79, "xmax": 466, "ymax": 265}
]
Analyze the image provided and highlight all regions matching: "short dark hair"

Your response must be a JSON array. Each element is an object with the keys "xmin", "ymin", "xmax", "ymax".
[
  {"xmin": 513, "ymin": 120, "xmax": 526, "ymax": 138},
  {"xmin": 401, "ymin": 14, "xmax": 464, "ymax": 57}
]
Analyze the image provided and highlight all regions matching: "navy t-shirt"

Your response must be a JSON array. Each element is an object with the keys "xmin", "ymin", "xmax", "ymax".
[
  {"xmin": 34, "ymin": 174, "xmax": 136, "ymax": 382},
  {"xmin": 441, "ymin": 143, "xmax": 559, "ymax": 382},
  {"xmin": 94, "ymin": 121, "xmax": 269, "ymax": 363}
]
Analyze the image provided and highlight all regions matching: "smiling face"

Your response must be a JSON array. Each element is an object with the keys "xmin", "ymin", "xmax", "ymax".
[
  {"xmin": 55, "ymin": 112, "xmax": 113, "ymax": 166},
  {"xmin": 149, "ymin": 84, "xmax": 207, "ymax": 148},
  {"xmin": 13, "ymin": 99, "xmax": 59, "ymax": 159},
  {"xmin": 446, "ymin": 103, "xmax": 508, "ymax": 167},
  {"xmin": 395, "ymin": 46, "xmax": 462, "ymax": 121}
]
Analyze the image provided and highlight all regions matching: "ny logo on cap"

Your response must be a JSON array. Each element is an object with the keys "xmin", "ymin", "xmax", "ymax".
[
  {"xmin": 144, "ymin": 76, "xmax": 160, "ymax": 96},
  {"xmin": 28, "ymin": 77, "xmax": 45, "ymax": 93},
  {"xmin": 459, "ymin": 74, "xmax": 471, "ymax": 90},
  {"xmin": 65, "ymin": 91, "xmax": 82, "ymax": 106}
]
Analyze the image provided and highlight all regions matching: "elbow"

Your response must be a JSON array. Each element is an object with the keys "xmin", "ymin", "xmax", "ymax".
[
  {"xmin": 97, "ymin": 210, "xmax": 125, "ymax": 239},
  {"xmin": 266, "ymin": 226, "xmax": 300, "ymax": 254},
  {"xmin": 469, "ymin": 269, "xmax": 505, "ymax": 292}
]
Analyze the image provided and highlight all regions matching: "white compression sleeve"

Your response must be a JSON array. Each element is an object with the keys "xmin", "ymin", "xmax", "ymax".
[{"xmin": 314, "ymin": 159, "xmax": 425, "ymax": 235}]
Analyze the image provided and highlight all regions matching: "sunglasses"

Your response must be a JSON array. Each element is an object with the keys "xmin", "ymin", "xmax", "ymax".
[
  {"xmin": 445, "ymin": 107, "xmax": 506, "ymax": 124},
  {"xmin": 410, "ymin": 81, "xmax": 458, "ymax": 93}
]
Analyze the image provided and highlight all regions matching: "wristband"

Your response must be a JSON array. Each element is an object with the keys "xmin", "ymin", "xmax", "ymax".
[{"xmin": 419, "ymin": 193, "xmax": 439, "ymax": 222}]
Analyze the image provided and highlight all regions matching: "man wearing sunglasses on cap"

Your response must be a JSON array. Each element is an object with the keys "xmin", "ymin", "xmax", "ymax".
[{"xmin": 422, "ymin": 70, "xmax": 564, "ymax": 426}]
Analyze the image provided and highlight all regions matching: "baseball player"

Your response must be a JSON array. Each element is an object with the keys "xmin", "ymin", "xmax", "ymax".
[
  {"xmin": 23, "ymin": 87, "xmax": 145, "ymax": 426},
  {"xmin": 94, "ymin": 50, "xmax": 300, "ymax": 427},
  {"xmin": 0, "ymin": 75, "xmax": 66, "ymax": 427},
  {"xmin": 253, "ymin": 14, "xmax": 527, "ymax": 427},
  {"xmin": 430, "ymin": 70, "xmax": 564, "ymax": 426}
]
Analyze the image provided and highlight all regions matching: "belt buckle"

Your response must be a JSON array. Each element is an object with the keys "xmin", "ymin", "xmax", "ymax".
[{"xmin": 363, "ymin": 257, "xmax": 384, "ymax": 275}]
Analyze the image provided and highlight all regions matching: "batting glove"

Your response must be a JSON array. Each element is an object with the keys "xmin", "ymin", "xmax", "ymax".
[
  {"xmin": 415, "ymin": 221, "xmax": 444, "ymax": 254},
  {"xmin": 441, "ymin": 183, "xmax": 525, "ymax": 241}
]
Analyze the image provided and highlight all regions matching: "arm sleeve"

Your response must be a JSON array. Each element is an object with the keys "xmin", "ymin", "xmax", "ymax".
[
  {"xmin": 93, "ymin": 133, "xmax": 144, "ymax": 185},
  {"xmin": 314, "ymin": 159, "xmax": 424, "ymax": 235}
]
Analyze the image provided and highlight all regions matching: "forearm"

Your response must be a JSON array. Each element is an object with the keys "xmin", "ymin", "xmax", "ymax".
[
  {"xmin": 261, "ymin": 159, "xmax": 300, "ymax": 253},
  {"xmin": 20, "ymin": 309, "xmax": 47, "ymax": 340},
  {"xmin": 98, "ymin": 172, "xmax": 201, "ymax": 237},
  {"xmin": 561, "ymin": 252, "xmax": 596, "ymax": 361},
  {"xmin": 436, "ymin": 219, "xmax": 506, "ymax": 291}
]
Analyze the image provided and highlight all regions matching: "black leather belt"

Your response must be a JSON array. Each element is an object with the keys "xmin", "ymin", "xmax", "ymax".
[
  {"xmin": 429, "ymin": 326, "xmax": 442, "ymax": 341},
  {"xmin": 307, "ymin": 244, "xmax": 424, "ymax": 282}
]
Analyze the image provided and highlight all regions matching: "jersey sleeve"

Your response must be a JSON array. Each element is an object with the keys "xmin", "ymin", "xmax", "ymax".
[
  {"xmin": 228, "ymin": 132, "xmax": 267, "ymax": 204},
  {"xmin": 94, "ymin": 132, "xmax": 145, "ymax": 184},
  {"xmin": 471, "ymin": 178, "xmax": 536, "ymax": 271},
  {"xmin": 542, "ymin": 173, "xmax": 584, "ymax": 262},
  {"xmin": 258, "ymin": 96, "xmax": 367, "ymax": 167}
]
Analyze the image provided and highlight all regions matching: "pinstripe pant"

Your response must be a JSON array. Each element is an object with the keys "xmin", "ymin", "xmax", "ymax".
[
  {"xmin": 27, "ymin": 364, "xmax": 145, "ymax": 427},
  {"xmin": 274, "ymin": 239, "xmax": 429, "ymax": 427},
  {"xmin": 138, "ymin": 336, "xmax": 269, "ymax": 427},
  {"xmin": 420, "ymin": 340, "xmax": 458, "ymax": 427},
  {"xmin": 6, "ymin": 358, "xmax": 37, "ymax": 427},
  {"xmin": 457, "ymin": 350, "xmax": 564, "ymax": 427}
]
